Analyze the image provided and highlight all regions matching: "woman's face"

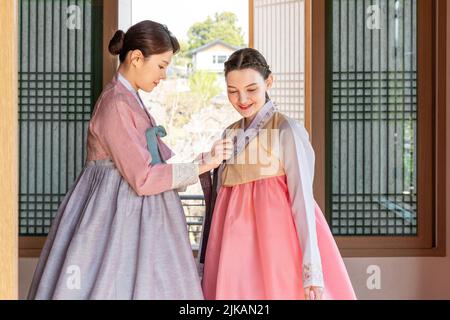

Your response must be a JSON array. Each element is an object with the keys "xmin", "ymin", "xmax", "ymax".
[
  {"xmin": 226, "ymin": 68, "xmax": 273, "ymax": 120},
  {"xmin": 131, "ymin": 50, "xmax": 173, "ymax": 92}
]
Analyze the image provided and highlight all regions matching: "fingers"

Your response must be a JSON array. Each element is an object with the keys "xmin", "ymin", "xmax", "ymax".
[
  {"xmin": 201, "ymin": 138, "xmax": 234, "ymax": 168},
  {"xmin": 304, "ymin": 287, "xmax": 311, "ymax": 300},
  {"xmin": 211, "ymin": 139, "xmax": 232, "ymax": 155},
  {"xmin": 222, "ymin": 138, "xmax": 233, "ymax": 145},
  {"xmin": 315, "ymin": 289, "xmax": 323, "ymax": 300},
  {"xmin": 213, "ymin": 139, "xmax": 234, "ymax": 162},
  {"xmin": 214, "ymin": 138, "xmax": 233, "ymax": 147},
  {"xmin": 216, "ymin": 139, "xmax": 233, "ymax": 152},
  {"xmin": 304, "ymin": 286, "xmax": 324, "ymax": 300}
]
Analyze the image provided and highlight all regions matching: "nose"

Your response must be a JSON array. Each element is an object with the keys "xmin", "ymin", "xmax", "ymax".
[
  {"xmin": 161, "ymin": 69, "xmax": 167, "ymax": 80},
  {"xmin": 238, "ymin": 92, "xmax": 249, "ymax": 104}
]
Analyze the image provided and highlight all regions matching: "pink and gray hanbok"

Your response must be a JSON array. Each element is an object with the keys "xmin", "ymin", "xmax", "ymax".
[{"xmin": 27, "ymin": 73, "xmax": 203, "ymax": 300}]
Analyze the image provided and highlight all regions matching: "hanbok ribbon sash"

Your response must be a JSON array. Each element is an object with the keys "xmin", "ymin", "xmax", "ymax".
[
  {"xmin": 146, "ymin": 126, "xmax": 167, "ymax": 165},
  {"xmin": 141, "ymin": 107, "xmax": 173, "ymax": 163}
]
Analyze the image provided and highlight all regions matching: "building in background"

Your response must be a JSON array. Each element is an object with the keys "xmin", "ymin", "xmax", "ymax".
[{"xmin": 187, "ymin": 39, "xmax": 240, "ymax": 73}]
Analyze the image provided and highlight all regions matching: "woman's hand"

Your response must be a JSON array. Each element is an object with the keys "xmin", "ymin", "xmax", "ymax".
[
  {"xmin": 304, "ymin": 286, "xmax": 324, "ymax": 300},
  {"xmin": 209, "ymin": 138, "xmax": 233, "ymax": 165},
  {"xmin": 197, "ymin": 138, "xmax": 233, "ymax": 174}
]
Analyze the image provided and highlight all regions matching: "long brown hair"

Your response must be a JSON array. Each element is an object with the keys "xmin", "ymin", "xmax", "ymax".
[{"xmin": 108, "ymin": 20, "xmax": 180, "ymax": 63}]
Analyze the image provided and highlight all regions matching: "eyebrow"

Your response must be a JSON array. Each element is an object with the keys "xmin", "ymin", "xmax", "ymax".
[
  {"xmin": 227, "ymin": 83, "xmax": 258, "ymax": 89},
  {"xmin": 162, "ymin": 60, "xmax": 170, "ymax": 65}
]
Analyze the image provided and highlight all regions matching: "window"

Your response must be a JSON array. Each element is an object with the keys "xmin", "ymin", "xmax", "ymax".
[
  {"xmin": 311, "ymin": 0, "xmax": 446, "ymax": 256},
  {"xmin": 18, "ymin": 0, "xmax": 103, "ymax": 257},
  {"xmin": 251, "ymin": 0, "xmax": 307, "ymax": 124},
  {"xmin": 217, "ymin": 55, "xmax": 227, "ymax": 64},
  {"xmin": 212, "ymin": 55, "xmax": 228, "ymax": 64},
  {"xmin": 329, "ymin": 0, "xmax": 418, "ymax": 237}
]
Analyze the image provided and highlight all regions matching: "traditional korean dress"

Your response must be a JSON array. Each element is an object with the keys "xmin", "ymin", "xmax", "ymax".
[
  {"xmin": 199, "ymin": 100, "xmax": 356, "ymax": 300},
  {"xmin": 27, "ymin": 73, "xmax": 203, "ymax": 300}
]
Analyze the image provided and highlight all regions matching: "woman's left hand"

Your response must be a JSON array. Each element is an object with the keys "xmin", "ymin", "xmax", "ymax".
[{"xmin": 304, "ymin": 286, "xmax": 324, "ymax": 300}]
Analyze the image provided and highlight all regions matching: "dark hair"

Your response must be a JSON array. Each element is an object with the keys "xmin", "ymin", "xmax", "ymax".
[
  {"xmin": 108, "ymin": 20, "xmax": 180, "ymax": 63},
  {"xmin": 224, "ymin": 48, "xmax": 272, "ymax": 100}
]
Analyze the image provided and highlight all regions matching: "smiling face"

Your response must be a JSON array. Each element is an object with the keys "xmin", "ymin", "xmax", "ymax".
[
  {"xmin": 226, "ymin": 68, "xmax": 273, "ymax": 122},
  {"xmin": 128, "ymin": 49, "xmax": 173, "ymax": 92}
]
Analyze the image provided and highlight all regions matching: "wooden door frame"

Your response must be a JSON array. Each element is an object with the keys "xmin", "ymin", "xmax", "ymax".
[
  {"xmin": 310, "ymin": 0, "xmax": 447, "ymax": 257},
  {"xmin": 16, "ymin": 0, "xmax": 446, "ymax": 263},
  {"xmin": 249, "ymin": 0, "xmax": 312, "ymax": 134},
  {"xmin": 249, "ymin": 0, "xmax": 254, "ymax": 48},
  {"xmin": 0, "ymin": 0, "xmax": 19, "ymax": 300},
  {"xmin": 103, "ymin": 0, "xmax": 119, "ymax": 87}
]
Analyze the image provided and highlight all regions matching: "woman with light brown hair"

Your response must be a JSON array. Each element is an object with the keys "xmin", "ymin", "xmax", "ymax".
[{"xmin": 200, "ymin": 48, "xmax": 356, "ymax": 300}]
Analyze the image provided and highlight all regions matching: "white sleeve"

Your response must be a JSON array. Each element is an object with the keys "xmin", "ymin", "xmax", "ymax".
[
  {"xmin": 171, "ymin": 163, "xmax": 199, "ymax": 190},
  {"xmin": 280, "ymin": 118, "xmax": 324, "ymax": 288}
]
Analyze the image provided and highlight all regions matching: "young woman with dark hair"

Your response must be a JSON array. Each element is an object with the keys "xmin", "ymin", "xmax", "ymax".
[{"xmin": 28, "ymin": 20, "xmax": 232, "ymax": 300}]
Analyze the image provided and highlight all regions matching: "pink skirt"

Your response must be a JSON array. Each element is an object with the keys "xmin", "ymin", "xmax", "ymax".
[{"xmin": 202, "ymin": 175, "xmax": 356, "ymax": 300}]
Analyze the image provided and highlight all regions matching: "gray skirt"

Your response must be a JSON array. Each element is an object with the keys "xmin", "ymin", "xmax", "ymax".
[{"xmin": 27, "ymin": 159, "xmax": 204, "ymax": 300}]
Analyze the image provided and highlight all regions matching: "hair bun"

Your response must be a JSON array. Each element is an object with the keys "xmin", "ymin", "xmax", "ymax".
[{"xmin": 108, "ymin": 30, "xmax": 125, "ymax": 56}]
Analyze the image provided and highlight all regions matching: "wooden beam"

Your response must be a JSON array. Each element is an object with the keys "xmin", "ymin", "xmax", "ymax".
[
  {"xmin": 103, "ymin": 0, "xmax": 119, "ymax": 86},
  {"xmin": 304, "ymin": 0, "xmax": 312, "ymax": 134},
  {"xmin": 310, "ymin": 0, "xmax": 326, "ymax": 212},
  {"xmin": 434, "ymin": 0, "xmax": 447, "ymax": 257},
  {"xmin": 0, "ymin": 0, "xmax": 19, "ymax": 300},
  {"xmin": 249, "ymin": 0, "xmax": 254, "ymax": 48}
]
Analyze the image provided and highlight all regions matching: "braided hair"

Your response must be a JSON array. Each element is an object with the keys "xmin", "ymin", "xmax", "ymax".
[{"xmin": 224, "ymin": 48, "xmax": 272, "ymax": 100}]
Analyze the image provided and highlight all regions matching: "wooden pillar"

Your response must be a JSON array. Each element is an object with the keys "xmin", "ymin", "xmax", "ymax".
[
  {"xmin": 103, "ymin": 0, "xmax": 119, "ymax": 86},
  {"xmin": 310, "ymin": 0, "xmax": 326, "ymax": 211},
  {"xmin": 249, "ymin": 0, "xmax": 254, "ymax": 48},
  {"xmin": 0, "ymin": 0, "xmax": 19, "ymax": 300}
]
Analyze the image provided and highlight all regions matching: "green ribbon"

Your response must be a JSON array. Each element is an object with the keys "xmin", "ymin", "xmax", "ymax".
[{"xmin": 146, "ymin": 125, "xmax": 167, "ymax": 165}]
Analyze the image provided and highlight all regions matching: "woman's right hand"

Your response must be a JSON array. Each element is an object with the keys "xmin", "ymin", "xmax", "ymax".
[{"xmin": 197, "ymin": 138, "xmax": 233, "ymax": 175}]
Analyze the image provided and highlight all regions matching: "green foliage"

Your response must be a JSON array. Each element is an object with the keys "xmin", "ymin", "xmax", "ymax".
[
  {"xmin": 164, "ymin": 91, "xmax": 201, "ymax": 130},
  {"xmin": 188, "ymin": 70, "xmax": 221, "ymax": 107},
  {"xmin": 177, "ymin": 40, "xmax": 191, "ymax": 60},
  {"xmin": 161, "ymin": 71, "xmax": 221, "ymax": 132},
  {"xmin": 187, "ymin": 12, "xmax": 246, "ymax": 51}
]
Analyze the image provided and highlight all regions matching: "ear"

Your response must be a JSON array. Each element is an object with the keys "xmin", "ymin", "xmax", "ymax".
[
  {"xmin": 129, "ymin": 50, "xmax": 144, "ymax": 68},
  {"xmin": 265, "ymin": 74, "xmax": 274, "ymax": 90}
]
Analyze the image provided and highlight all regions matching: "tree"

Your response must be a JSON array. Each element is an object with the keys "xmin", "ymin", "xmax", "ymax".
[
  {"xmin": 188, "ymin": 70, "xmax": 221, "ymax": 107},
  {"xmin": 161, "ymin": 71, "xmax": 221, "ymax": 131},
  {"xmin": 187, "ymin": 12, "xmax": 246, "ymax": 51},
  {"xmin": 174, "ymin": 40, "xmax": 192, "ymax": 64}
]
